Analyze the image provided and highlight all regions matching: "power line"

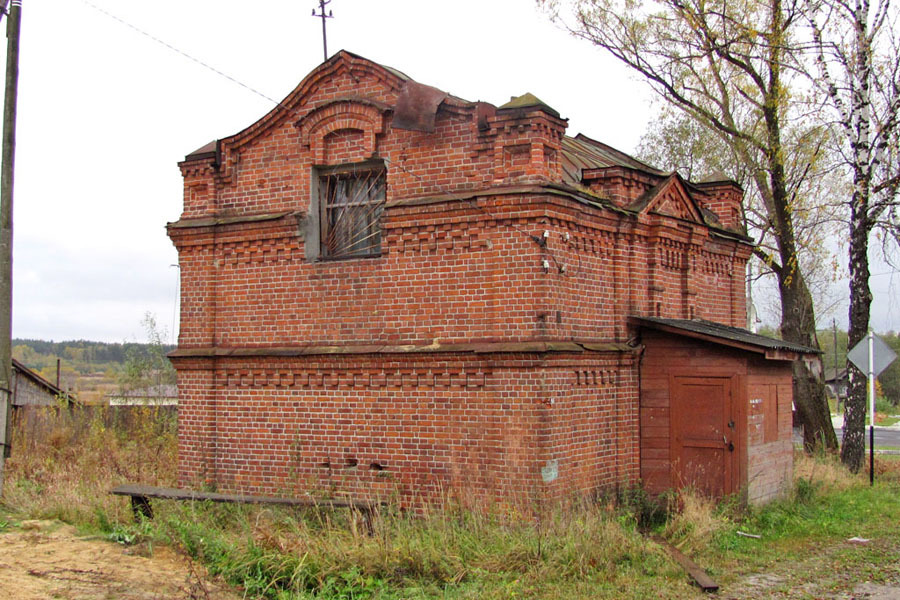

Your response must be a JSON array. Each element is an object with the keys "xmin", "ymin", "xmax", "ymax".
[
  {"xmin": 82, "ymin": 1, "xmax": 569, "ymax": 277},
  {"xmin": 80, "ymin": 1, "xmax": 288, "ymax": 110}
]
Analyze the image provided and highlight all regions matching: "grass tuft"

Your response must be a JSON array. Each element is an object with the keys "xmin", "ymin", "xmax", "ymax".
[
  {"xmin": 663, "ymin": 489, "xmax": 726, "ymax": 553},
  {"xmin": 792, "ymin": 451, "xmax": 857, "ymax": 493}
]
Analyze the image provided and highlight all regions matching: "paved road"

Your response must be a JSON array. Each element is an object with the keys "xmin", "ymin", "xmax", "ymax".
[{"xmin": 835, "ymin": 427, "xmax": 900, "ymax": 448}]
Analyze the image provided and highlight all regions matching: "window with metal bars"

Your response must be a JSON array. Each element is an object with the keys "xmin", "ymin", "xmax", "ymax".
[{"xmin": 318, "ymin": 163, "xmax": 386, "ymax": 259}]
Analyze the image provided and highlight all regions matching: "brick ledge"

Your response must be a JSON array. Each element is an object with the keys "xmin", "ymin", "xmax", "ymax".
[{"xmin": 168, "ymin": 340, "xmax": 636, "ymax": 359}]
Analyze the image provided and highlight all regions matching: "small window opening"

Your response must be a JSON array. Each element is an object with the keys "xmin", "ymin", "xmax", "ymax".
[{"xmin": 319, "ymin": 164, "xmax": 386, "ymax": 259}]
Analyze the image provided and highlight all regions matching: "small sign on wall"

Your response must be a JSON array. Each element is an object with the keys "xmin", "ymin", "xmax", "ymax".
[{"xmin": 541, "ymin": 460, "xmax": 559, "ymax": 483}]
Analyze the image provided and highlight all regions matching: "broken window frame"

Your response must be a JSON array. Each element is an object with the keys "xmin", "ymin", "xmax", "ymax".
[{"xmin": 317, "ymin": 160, "xmax": 386, "ymax": 260}]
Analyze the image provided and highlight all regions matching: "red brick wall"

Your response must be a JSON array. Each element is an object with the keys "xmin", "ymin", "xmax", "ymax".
[
  {"xmin": 543, "ymin": 354, "xmax": 641, "ymax": 495},
  {"xmin": 175, "ymin": 359, "xmax": 217, "ymax": 485},
  {"xmin": 169, "ymin": 194, "xmax": 749, "ymax": 350},
  {"xmin": 170, "ymin": 52, "xmax": 754, "ymax": 503},
  {"xmin": 172, "ymin": 352, "xmax": 637, "ymax": 504},
  {"xmin": 695, "ymin": 181, "xmax": 743, "ymax": 232}
]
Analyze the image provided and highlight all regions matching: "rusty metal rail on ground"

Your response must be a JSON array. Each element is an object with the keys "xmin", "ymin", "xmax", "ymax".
[{"xmin": 110, "ymin": 484, "xmax": 380, "ymax": 534}]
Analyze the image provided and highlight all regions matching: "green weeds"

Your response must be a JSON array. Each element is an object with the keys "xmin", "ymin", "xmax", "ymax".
[
  {"xmin": 701, "ymin": 453, "xmax": 900, "ymax": 581},
  {"xmin": 91, "ymin": 496, "xmax": 684, "ymax": 599}
]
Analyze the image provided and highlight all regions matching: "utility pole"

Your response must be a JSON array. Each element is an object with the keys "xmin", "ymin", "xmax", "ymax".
[
  {"xmin": 311, "ymin": 0, "xmax": 333, "ymax": 62},
  {"xmin": 0, "ymin": 0, "xmax": 21, "ymax": 498}
]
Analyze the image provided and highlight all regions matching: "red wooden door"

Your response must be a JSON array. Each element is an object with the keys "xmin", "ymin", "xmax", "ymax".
[{"xmin": 670, "ymin": 376, "xmax": 736, "ymax": 497}]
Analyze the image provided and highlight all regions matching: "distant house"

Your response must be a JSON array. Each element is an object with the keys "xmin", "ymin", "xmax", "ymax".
[
  {"xmin": 107, "ymin": 384, "xmax": 178, "ymax": 406},
  {"xmin": 11, "ymin": 358, "xmax": 76, "ymax": 407},
  {"xmin": 825, "ymin": 367, "xmax": 849, "ymax": 402}
]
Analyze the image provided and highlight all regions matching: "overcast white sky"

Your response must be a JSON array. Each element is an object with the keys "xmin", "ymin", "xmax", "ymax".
[{"xmin": 3, "ymin": 0, "xmax": 898, "ymax": 343}]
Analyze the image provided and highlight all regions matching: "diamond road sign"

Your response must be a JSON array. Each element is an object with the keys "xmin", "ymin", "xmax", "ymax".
[{"xmin": 847, "ymin": 333, "xmax": 898, "ymax": 377}]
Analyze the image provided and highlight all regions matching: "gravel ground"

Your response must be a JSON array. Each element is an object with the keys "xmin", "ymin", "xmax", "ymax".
[{"xmin": 0, "ymin": 520, "xmax": 240, "ymax": 600}]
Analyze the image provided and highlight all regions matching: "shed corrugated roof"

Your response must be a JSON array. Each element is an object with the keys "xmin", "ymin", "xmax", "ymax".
[{"xmin": 632, "ymin": 317, "xmax": 820, "ymax": 356}]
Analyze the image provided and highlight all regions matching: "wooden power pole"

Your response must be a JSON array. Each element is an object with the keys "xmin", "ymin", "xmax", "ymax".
[
  {"xmin": 311, "ymin": 0, "xmax": 333, "ymax": 62},
  {"xmin": 0, "ymin": 0, "xmax": 21, "ymax": 497}
]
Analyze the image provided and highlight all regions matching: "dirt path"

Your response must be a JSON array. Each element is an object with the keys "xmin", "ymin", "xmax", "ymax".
[
  {"xmin": 0, "ymin": 520, "xmax": 241, "ymax": 600},
  {"xmin": 719, "ymin": 537, "xmax": 900, "ymax": 599}
]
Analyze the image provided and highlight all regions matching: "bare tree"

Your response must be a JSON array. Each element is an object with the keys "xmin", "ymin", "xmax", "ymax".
[
  {"xmin": 804, "ymin": 0, "xmax": 900, "ymax": 471},
  {"xmin": 542, "ymin": 0, "xmax": 838, "ymax": 449}
]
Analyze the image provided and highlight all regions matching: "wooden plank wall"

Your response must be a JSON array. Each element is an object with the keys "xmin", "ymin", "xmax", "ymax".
[
  {"xmin": 639, "ymin": 330, "xmax": 748, "ymax": 496},
  {"xmin": 639, "ymin": 330, "xmax": 795, "ymax": 503},
  {"xmin": 745, "ymin": 357, "xmax": 794, "ymax": 503}
]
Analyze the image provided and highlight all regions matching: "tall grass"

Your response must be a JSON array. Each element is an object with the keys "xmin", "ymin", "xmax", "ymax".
[
  {"xmin": 2, "ymin": 403, "xmax": 176, "ymax": 526},
  {"xmin": 792, "ymin": 449, "xmax": 858, "ymax": 492},
  {"xmin": 147, "ymin": 495, "xmax": 680, "ymax": 599},
  {"xmin": 662, "ymin": 491, "xmax": 728, "ymax": 553},
  {"xmin": 0, "ymin": 407, "xmax": 687, "ymax": 597}
]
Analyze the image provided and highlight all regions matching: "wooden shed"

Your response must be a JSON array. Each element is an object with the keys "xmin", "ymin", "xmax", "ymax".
[
  {"xmin": 632, "ymin": 317, "xmax": 818, "ymax": 504},
  {"xmin": 11, "ymin": 358, "xmax": 75, "ymax": 407}
]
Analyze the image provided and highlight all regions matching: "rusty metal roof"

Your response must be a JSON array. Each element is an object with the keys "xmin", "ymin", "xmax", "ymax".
[
  {"xmin": 632, "ymin": 317, "xmax": 820, "ymax": 357},
  {"xmin": 393, "ymin": 81, "xmax": 449, "ymax": 132},
  {"xmin": 561, "ymin": 133, "xmax": 665, "ymax": 186}
]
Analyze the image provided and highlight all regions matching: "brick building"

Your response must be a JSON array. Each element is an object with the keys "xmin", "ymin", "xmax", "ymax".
[{"xmin": 168, "ymin": 51, "xmax": 812, "ymax": 505}]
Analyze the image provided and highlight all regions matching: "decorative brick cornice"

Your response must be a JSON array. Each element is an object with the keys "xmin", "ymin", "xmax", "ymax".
[{"xmin": 216, "ymin": 367, "xmax": 489, "ymax": 390}]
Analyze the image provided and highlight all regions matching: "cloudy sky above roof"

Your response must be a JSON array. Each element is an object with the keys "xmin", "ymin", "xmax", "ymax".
[{"xmin": 4, "ymin": 0, "xmax": 898, "ymax": 342}]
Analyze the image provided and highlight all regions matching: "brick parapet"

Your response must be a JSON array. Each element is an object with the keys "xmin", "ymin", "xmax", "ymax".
[
  {"xmin": 582, "ymin": 167, "xmax": 658, "ymax": 208},
  {"xmin": 694, "ymin": 180, "xmax": 744, "ymax": 233}
]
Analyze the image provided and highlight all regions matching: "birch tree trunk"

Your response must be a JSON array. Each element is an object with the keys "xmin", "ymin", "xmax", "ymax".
[
  {"xmin": 804, "ymin": 0, "xmax": 899, "ymax": 471},
  {"xmin": 843, "ymin": 199, "xmax": 871, "ymax": 470}
]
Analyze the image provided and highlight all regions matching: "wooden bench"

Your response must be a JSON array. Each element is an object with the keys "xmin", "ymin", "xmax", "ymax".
[{"xmin": 110, "ymin": 484, "xmax": 379, "ymax": 533}]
